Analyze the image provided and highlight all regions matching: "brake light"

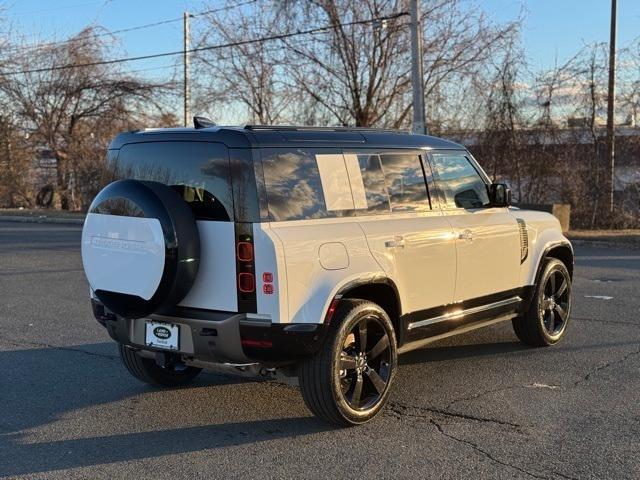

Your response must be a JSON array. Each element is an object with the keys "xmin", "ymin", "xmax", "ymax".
[
  {"xmin": 238, "ymin": 272, "xmax": 255, "ymax": 293},
  {"xmin": 235, "ymin": 229, "xmax": 256, "ymax": 312},
  {"xmin": 237, "ymin": 242, "xmax": 254, "ymax": 262}
]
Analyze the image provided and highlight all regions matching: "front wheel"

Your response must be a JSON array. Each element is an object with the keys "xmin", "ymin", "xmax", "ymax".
[
  {"xmin": 298, "ymin": 300, "xmax": 397, "ymax": 426},
  {"xmin": 512, "ymin": 258, "xmax": 572, "ymax": 347},
  {"xmin": 119, "ymin": 344, "xmax": 202, "ymax": 387}
]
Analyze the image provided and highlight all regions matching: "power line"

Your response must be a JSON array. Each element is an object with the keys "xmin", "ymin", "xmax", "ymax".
[
  {"xmin": 3, "ymin": 0, "xmax": 258, "ymax": 54},
  {"xmin": 0, "ymin": 12, "xmax": 409, "ymax": 77}
]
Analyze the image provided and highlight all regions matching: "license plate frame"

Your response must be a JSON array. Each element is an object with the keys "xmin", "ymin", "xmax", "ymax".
[{"xmin": 144, "ymin": 321, "xmax": 180, "ymax": 351}]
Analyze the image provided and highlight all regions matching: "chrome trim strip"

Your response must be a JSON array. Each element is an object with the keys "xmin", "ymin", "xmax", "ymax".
[
  {"xmin": 399, "ymin": 313, "xmax": 518, "ymax": 355},
  {"xmin": 407, "ymin": 296, "xmax": 522, "ymax": 331}
]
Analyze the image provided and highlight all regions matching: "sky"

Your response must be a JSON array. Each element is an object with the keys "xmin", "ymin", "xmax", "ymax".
[
  {"xmin": 3, "ymin": 0, "xmax": 639, "ymax": 75},
  {"xmin": 2, "ymin": 0, "xmax": 639, "ymax": 120}
]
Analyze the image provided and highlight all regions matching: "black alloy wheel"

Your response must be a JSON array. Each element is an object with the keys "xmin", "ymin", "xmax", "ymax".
[
  {"xmin": 512, "ymin": 257, "xmax": 572, "ymax": 347},
  {"xmin": 338, "ymin": 315, "xmax": 392, "ymax": 411},
  {"xmin": 540, "ymin": 268, "xmax": 571, "ymax": 336},
  {"xmin": 298, "ymin": 299, "xmax": 397, "ymax": 426}
]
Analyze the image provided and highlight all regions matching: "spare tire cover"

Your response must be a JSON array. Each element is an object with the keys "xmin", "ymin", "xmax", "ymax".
[{"xmin": 81, "ymin": 179, "xmax": 200, "ymax": 318}]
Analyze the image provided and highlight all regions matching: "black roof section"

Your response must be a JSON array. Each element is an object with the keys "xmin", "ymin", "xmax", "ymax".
[{"xmin": 108, "ymin": 124, "xmax": 465, "ymax": 150}]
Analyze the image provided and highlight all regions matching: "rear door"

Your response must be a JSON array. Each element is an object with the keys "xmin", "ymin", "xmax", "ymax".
[
  {"xmin": 427, "ymin": 151, "xmax": 520, "ymax": 303},
  {"xmin": 345, "ymin": 151, "xmax": 456, "ymax": 317},
  {"xmin": 107, "ymin": 141, "xmax": 238, "ymax": 312}
]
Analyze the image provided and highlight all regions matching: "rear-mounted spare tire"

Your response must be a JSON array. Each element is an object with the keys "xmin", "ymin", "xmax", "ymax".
[{"xmin": 81, "ymin": 179, "xmax": 200, "ymax": 319}]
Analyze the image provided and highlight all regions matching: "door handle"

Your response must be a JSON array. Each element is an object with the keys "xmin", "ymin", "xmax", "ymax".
[
  {"xmin": 385, "ymin": 236, "xmax": 406, "ymax": 249},
  {"xmin": 458, "ymin": 229, "xmax": 474, "ymax": 241}
]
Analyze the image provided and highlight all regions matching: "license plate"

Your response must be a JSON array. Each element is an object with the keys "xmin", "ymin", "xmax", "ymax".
[{"xmin": 145, "ymin": 321, "xmax": 179, "ymax": 350}]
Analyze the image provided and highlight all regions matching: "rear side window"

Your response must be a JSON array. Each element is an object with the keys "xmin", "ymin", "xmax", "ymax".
[
  {"xmin": 261, "ymin": 148, "xmax": 354, "ymax": 221},
  {"xmin": 379, "ymin": 154, "xmax": 430, "ymax": 212},
  {"xmin": 346, "ymin": 153, "xmax": 390, "ymax": 214},
  {"xmin": 107, "ymin": 142, "xmax": 234, "ymax": 221},
  {"xmin": 430, "ymin": 153, "xmax": 490, "ymax": 209}
]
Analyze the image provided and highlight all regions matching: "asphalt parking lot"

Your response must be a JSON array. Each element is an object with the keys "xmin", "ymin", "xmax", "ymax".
[{"xmin": 1, "ymin": 221, "xmax": 638, "ymax": 479}]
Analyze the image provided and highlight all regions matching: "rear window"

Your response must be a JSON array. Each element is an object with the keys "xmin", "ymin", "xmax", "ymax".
[{"xmin": 106, "ymin": 142, "xmax": 234, "ymax": 221}]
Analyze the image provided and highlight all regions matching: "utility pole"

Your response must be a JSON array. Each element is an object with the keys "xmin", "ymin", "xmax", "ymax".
[
  {"xmin": 606, "ymin": 0, "xmax": 617, "ymax": 213},
  {"xmin": 409, "ymin": 0, "xmax": 426, "ymax": 135},
  {"xmin": 183, "ymin": 11, "xmax": 191, "ymax": 127}
]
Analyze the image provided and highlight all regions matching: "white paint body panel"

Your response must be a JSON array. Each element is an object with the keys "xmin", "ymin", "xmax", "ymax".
[
  {"xmin": 356, "ymin": 212, "xmax": 457, "ymax": 315},
  {"xmin": 253, "ymin": 222, "xmax": 287, "ymax": 322},
  {"xmin": 269, "ymin": 217, "xmax": 384, "ymax": 324},
  {"xmin": 513, "ymin": 209, "xmax": 571, "ymax": 286},
  {"xmin": 179, "ymin": 221, "xmax": 237, "ymax": 311},
  {"xmin": 81, "ymin": 213, "xmax": 165, "ymax": 300},
  {"xmin": 445, "ymin": 208, "xmax": 521, "ymax": 302}
]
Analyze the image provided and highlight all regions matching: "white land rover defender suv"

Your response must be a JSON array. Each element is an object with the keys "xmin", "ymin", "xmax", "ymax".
[{"xmin": 82, "ymin": 122, "xmax": 573, "ymax": 426}]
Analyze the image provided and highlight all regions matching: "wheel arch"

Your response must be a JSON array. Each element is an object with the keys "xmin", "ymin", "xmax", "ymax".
[
  {"xmin": 534, "ymin": 241, "xmax": 574, "ymax": 286},
  {"xmin": 332, "ymin": 277, "xmax": 402, "ymax": 342}
]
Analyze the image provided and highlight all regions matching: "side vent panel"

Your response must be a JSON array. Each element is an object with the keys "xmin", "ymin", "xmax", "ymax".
[{"xmin": 516, "ymin": 218, "xmax": 529, "ymax": 264}]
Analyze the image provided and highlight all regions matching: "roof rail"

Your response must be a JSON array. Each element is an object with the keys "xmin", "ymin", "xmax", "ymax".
[{"xmin": 243, "ymin": 124, "xmax": 410, "ymax": 134}]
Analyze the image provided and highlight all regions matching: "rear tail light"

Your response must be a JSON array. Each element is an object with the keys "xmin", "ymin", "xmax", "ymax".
[
  {"xmin": 263, "ymin": 283, "xmax": 274, "ymax": 295},
  {"xmin": 237, "ymin": 242, "xmax": 254, "ymax": 262},
  {"xmin": 238, "ymin": 272, "xmax": 255, "ymax": 293},
  {"xmin": 235, "ymin": 230, "xmax": 257, "ymax": 312}
]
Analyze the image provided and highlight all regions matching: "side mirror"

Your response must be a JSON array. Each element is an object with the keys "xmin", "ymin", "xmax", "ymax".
[{"xmin": 489, "ymin": 183, "xmax": 511, "ymax": 207}]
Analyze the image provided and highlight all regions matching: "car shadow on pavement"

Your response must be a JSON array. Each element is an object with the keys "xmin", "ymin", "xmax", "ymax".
[
  {"xmin": 0, "ymin": 342, "xmax": 331, "ymax": 477},
  {"xmin": 399, "ymin": 340, "xmax": 529, "ymax": 366},
  {"xmin": 0, "ymin": 417, "xmax": 329, "ymax": 477}
]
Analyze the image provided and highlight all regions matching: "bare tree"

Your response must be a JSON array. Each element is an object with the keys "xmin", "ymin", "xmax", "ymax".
[
  {"xmin": 194, "ymin": 2, "xmax": 294, "ymax": 124},
  {"xmin": 0, "ymin": 28, "xmax": 164, "ymax": 210}
]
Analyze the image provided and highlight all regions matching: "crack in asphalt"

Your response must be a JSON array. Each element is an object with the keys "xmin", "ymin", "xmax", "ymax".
[
  {"xmin": 429, "ymin": 418, "xmax": 555, "ymax": 479},
  {"xmin": 0, "ymin": 337, "xmax": 118, "ymax": 360},
  {"xmin": 386, "ymin": 401, "xmax": 522, "ymax": 429},
  {"xmin": 574, "ymin": 347, "xmax": 640, "ymax": 386}
]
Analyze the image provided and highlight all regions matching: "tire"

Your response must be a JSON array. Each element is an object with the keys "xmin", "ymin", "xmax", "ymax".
[
  {"xmin": 512, "ymin": 258, "xmax": 572, "ymax": 347},
  {"xmin": 298, "ymin": 299, "xmax": 397, "ymax": 426},
  {"xmin": 118, "ymin": 344, "xmax": 202, "ymax": 387}
]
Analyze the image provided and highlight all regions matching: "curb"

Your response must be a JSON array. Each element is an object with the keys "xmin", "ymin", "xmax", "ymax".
[
  {"xmin": 0, "ymin": 215, "xmax": 84, "ymax": 225},
  {"xmin": 569, "ymin": 238, "xmax": 640, "ymax": 251}
]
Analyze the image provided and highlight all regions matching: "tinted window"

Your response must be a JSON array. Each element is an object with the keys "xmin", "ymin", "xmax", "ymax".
[
  {"xmin": 354, "ymin": 154, "xmax": 391, "ymax": 215},
  {"xmin": 379, "ymin": 154, "xmax": 430, "ymax": 212},
  {"xmin": 261, "ymin": 148, "xmax": 353, "ymax": 221},
  {"xmin": 108, "ymin": 142, "xmax": 233, "ymax": 221},
  {"xmin": 430, "ymin": 153, "xmax": 490, "ymax": 209}
]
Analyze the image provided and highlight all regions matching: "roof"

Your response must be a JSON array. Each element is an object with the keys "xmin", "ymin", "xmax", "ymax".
[{"xmin": 108, "ymin": 125, "xmax": 465, "ymax": 151}]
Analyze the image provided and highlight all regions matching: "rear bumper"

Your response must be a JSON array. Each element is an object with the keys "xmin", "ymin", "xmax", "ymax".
[{"xmin": 91, "ymin": 299, "xmax": 328, "ymax": 365}]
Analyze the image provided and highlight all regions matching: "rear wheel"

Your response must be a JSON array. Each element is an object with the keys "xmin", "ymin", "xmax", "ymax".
[
  {"xmin": 118, "ymin": 344, "xmax": 202, "ymax": 387},
  {"xmin": 298, "ymin": 300, "xmax": 397, "ymax": 426},
  {"xmin": 513, "ymin": 258, "xmax": 572, "ymax": 347}
]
